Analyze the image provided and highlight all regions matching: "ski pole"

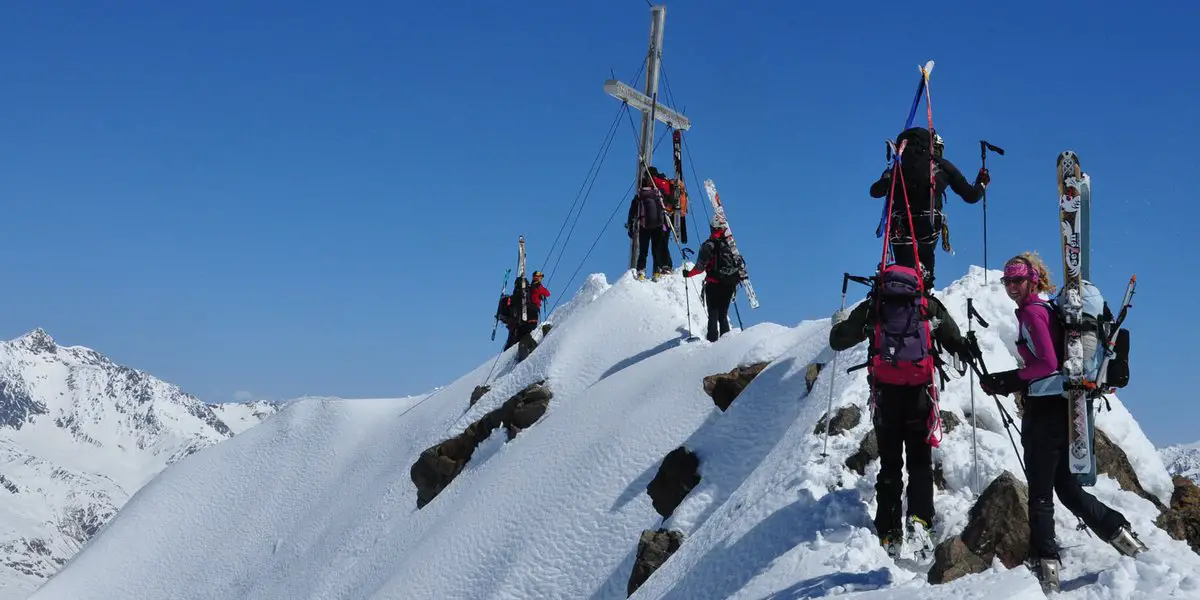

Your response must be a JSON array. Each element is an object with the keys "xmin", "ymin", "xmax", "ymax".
[
  {"xmin": 681, "ymin": 248, "xmax": 697, "ymax": 340},
  {"xmin": 979, "ymin": 141, "xmax": 1005, "ymax": 284},
  {"xmin": 823, "ymin": 273, "xmax": 851, "ymax": 458},
  {"xmin": 965, "ymin": 332, "xmax": 1025, "ymax": 473},
  {"xmin": 965, "ymin": 298, "xmax": 988, "ymax": 493}
]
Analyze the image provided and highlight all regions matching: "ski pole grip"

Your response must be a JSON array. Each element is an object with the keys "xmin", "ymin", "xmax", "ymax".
[
  {"xmin": 841, "ymin": 273, "xmax": 850, "ymax": 295},
  {"xmin": 966, "ymin": 298, "xmax": 990, "ymax": 328}
]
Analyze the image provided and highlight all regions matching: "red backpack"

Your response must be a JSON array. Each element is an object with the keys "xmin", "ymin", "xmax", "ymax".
[{"xmin": 868, "ymin": 265, "xmax": 936, "ymax": 387}]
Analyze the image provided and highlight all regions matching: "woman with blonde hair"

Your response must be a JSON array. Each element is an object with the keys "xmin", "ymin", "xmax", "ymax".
[{"xmin": 981, "ymin": 252, "xmax": 1146, "ymax": 593}]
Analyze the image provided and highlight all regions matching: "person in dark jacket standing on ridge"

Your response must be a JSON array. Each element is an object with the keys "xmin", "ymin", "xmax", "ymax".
[
  {"xmin": 627, "ymin": 172, "xmax": 673, "ymax": 280},
  {"xmin": 502, "ymin": 271, "xmax": 551, "ymax": 351},
  {"xmin": 829, "ymin": 277, "xmax": 972, "ymax": 558},
  {"xmin": 981, "ymin": 252, "xmax": 1145, "ymax": 593},
  {"xmin": 685, "ymin": 216, "xmax": 737, "ymax": 342},
  {"xmin": 869, "ymin": 129, "xmax": 990, "ymax": 286}
]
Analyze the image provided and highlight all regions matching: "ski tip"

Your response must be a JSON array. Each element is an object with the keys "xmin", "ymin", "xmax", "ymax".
[
  {"xmin": 922, "ymin": 60, "xmax": 935, "ymax": 74},
  {"xmin": 1130, "ymin": 274, "xmax": 1138, "ymax": 283}
]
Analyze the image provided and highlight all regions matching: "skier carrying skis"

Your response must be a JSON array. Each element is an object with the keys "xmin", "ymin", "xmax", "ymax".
[
  {"xmin": 501, "ymin": 272, "xmax": 550, "ymax": 351},
  {"xmin": 627, "ymin": 172, "xmax": 674, "ymax": 280},
  {"xmin": 869, "ymin": 128, "xmax": 990, "ymax": 286},
  {"xmin": 829, "ymin": 267, "xmax": 974, "ymax": 559},
  {"xmin": 685, "ymin": 216, "xmax": 740, "ymax": 342},
  {"xmin": 980, "ymin": 252, "xmax": 1146, "ymax": 592}
]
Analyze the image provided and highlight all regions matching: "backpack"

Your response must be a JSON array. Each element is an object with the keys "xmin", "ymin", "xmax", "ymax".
[
  {"xmin": 1035, "ymin": 281, "xmax": 1132, "ymax": 392},
  {"xmin": 894, "ymin": 127, "xmax": 938, "ymax": 217},
  {"xmin": 711, "ymin": 238, "xmax": 745, "ymax": 285},
  {"xmin": 868, "ymin": 265, "xmax": 935, "ymax": 387}
]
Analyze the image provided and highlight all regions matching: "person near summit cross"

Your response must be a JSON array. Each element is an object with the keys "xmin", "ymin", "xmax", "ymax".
[
  {"xmin": 685, "ymin": 215, "xmax": 740, "ymax": 343},
  {"xmin": 869, "ymin": 128, "xmax": 990, "ymax": 286},
  {"xmin": 980, "ymin": 252, "xmax": 1146, "ymax": 591},
  {"xmin": 627, "ymin": 171, "xmax": 674, "ymax": 280},
  {"xmin": 828, "ymin": 265, "xmax": 974, "ymax": 558}
]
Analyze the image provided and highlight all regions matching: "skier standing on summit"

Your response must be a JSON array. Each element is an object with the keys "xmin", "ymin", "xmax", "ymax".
[
  {"xmin": 981, "ymin": 252, "xmax": 1146, "ymax": 593},
  {"xmin": 869, "ymin": 128, "xmax": 990, "ymax": 286},
  {"xmin": 627, "ymin": 171, "xmax": 673, "ymax": 280},
  {"xmin": 685, "ymin": 216, "xmax": 740, "ymax": 342}
]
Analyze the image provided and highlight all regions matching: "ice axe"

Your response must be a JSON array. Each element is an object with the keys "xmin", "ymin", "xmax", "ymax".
[{"xmin": 979, "ymin": 140, "xmax": 1005, "ymax": 284}]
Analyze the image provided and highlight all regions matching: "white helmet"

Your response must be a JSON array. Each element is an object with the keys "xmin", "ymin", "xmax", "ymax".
[{"xmin": 710, "ymin": 215, "xmax": 727, "ymax": 230}]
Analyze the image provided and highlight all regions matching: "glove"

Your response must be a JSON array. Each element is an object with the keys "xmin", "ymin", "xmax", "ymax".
[
  {"xmin": 980, "ymin": 369, "xmax": 1022, "ymax": 396},
  {"xmin": 832, "ymin": 309, "xmax": 850, "ymax": 325},
  {"xmin": 975, "ymin": 168, "xmax": 991, "ymax": 187}
]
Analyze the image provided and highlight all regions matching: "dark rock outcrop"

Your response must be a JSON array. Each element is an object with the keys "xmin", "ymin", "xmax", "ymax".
[
  {"xmin": 929, "ymin": 471, "xmax": 1029, "ymax": 584},
  {"xmin": 940, "ymin": 411, "xmax": 961, "ymax": 435},
  {"xmin": 702, "ymin": 362, "xmax": 769, "ymax": 411},
  {"xmin": 627, "ymin": 528, "xmax": 684, "ymax": 597},
  {"xmin": 814, "ymin": 404, "xmax": 863, "ymax": 437},
  {"xmin": 845, "ymin": 430, "xmax": 879, "ymax": 476},
  {"xmin": 1156, "ymin": 476, "xmax": 1200, "ymax": 555},
  {"xmin": 469, "ymin": 385, "xmax": 490, "ymax": 407},
  {"xmin": 805, "ymin": 362, "xmax": 825, "ymax": 392},
  {"xmin": 646, "ymin": 447, "xmax": 701, "ymax": 519},
  {"xmin": 1095, "ymin": 429, "xmax": 1165, "ymax": 510},
  {"xmin": 410, "ymin": 381, "xmax": 553, "ymax": 508}
]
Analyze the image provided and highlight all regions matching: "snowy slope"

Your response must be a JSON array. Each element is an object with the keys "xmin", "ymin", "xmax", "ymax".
[
  {"xmin": 208, "ymin": 400, "xmax": 280, "ymax": 435},
  {"xmin": 1161, "ymin": 442, "xmax": 1200, "ymax": 484},
  {"xmin": 29, "ymin": 268, "xmax": 1200, "ymax": 600},
  {"xmin": 0, "ymin": 330, "xmax": 276, "ymax": 599}
]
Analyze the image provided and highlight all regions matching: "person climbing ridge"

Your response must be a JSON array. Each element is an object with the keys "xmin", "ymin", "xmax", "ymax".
[
  {"xmin": 685, "ymin": 215, "xmax": 741, "ymax": 342},
  {"xmin": 869, "ymin": 128, "xmax": 990, "ymax": 286},
  {"xmin": 829, "ymin": 264, "xmax": 974, "ymax": 561},
  {"xmin": 981, "ymin": 252, "xmax": 1146, "ymax": 594}
]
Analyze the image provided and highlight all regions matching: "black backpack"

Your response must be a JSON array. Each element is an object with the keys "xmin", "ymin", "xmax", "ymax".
[
  {"xmin": 711, "ymin": 238, "xmax": 745, "ymax": 285},
  {"xmin": 895, "ymin": 127, "xmax": 939, "ymax": 215}
]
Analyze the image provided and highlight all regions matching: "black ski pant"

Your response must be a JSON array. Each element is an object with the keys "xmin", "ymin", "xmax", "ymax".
[
  {"xmin": 637, "ymin": 227, "xmax": 672, "ymax": 273},
  {"xmin": 890, "ymin": 238, "xmax": 937, "ymax": 286},
  {"xmin": 503, "ymin": 321, "xmax": 537, "ymax": 351},
  {"xmin": 873, "ymin": 384, "xmax": 935, "ymax": 540},
  {"xmin": 1023, "ymin": 394, "xmax": 1130, "ymax": 559},
  {"xmin": 703, "ymin": 281, "xmax": 735, "ymax": 342}
]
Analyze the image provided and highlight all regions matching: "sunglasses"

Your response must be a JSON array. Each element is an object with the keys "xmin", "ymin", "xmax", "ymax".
[{"xmin": 1001, "ymin": 276, "xmax": 1029, "ymax": 286}]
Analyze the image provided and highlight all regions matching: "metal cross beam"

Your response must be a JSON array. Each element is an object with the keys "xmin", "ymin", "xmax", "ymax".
[{"xmin": 604, "ymin": 79, "xmax": 691, "ymax": 131}]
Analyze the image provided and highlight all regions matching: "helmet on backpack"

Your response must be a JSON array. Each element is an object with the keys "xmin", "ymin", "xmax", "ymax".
[{"xmin": 932, "ymin": 131, "xmax": 944, "ymax": 157}]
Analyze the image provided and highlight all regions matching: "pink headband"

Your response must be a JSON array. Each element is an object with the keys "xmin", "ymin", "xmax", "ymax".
[{"xmin": 1004, "ymin": 261, "xmax": 1039, "ymax": 283}]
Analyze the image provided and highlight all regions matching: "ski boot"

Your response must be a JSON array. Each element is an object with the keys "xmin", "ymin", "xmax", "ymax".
[
  {"xmin": 1027, "ymin": 557, "xmax": 1061, "ymax": 594},
  {"xmin": 1108, "ymin": 525, "xmax": 1148, "ymax": 557},
  {"xmin": 905, "ymin": 516, "xmax": 934, "ymax": 563},
  {"xmin": 879, "ymin": 531, "xmax": 902, "ymax": 560},
  {"xmin": 636, "ymin": 269, "xmax": 647, "ymax": 281}
]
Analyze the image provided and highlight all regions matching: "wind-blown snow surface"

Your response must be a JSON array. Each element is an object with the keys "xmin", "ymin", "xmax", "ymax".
[
  {"xmin": 1161, "ymin": 442, "xmax": 1200, "ymax": 484},
  {"xmin": 30, "ymin": 268, "xmax": 1200, "ymax": 599},
  {"xmin": 0, "ymin": 330, "xmax": 277, "ymax": 599}
]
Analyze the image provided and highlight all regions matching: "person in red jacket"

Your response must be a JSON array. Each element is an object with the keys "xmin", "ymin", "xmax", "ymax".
[
  {"xmin": 685, "ymin": 216, "xmax": 739, "ymax": 342},
  {"xmin": 501, "ymin": 271, "xmax": 551, "ymax": 351}
]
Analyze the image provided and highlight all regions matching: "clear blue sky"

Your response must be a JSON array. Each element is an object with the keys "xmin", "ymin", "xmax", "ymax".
[{"xmin": 2, "ymin": 2, "xmax": 1197, "ymax": 445}]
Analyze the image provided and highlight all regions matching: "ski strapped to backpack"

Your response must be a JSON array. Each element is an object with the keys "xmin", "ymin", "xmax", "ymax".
[
  {"xmin": 877, "ymin": 60, "xmax": 935, "ymax": 239},
  {"xmin": 702, "ymin": 179, "xmax": 760, "ymax": 309},
  {"xmin": 671, "ymin": 129, "xmax": 689, "ymax": 244},
  {"xmin": 491, "ymin": 268, "xmax": 512, "ymax": 341}
]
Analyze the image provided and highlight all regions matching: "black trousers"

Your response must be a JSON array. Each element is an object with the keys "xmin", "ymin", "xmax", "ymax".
[
  {"xmin": 1023, "ymin": 395, "xmax": 1129, "ymax": 559},
  {"xmin": 890, "ymin": 238, "xmax": 937, "ymax": 285},
  {"xmin": 703, "ymin": 281, "xmax": 735, "ymax": 342},
  {"xmin": 637, "ymin": 227, "xmax": 672, "ymax": 272},
  {"xmin": 503, "ymin": 321, "xmax": 537, "ymax": 351},
  {"xmin": 873, "ymin": 384, "xmax": 935, "ymax": 539}
]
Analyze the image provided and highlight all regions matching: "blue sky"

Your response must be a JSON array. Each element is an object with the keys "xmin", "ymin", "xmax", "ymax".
[{"xmin": 1, "ymin": 2, "xmax": 1197, "ymax": 445}]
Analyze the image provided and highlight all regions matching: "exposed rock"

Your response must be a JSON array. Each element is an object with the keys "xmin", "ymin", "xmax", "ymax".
[
  {"xmin": 646, "ymin": 447, "xmax": 701, "ymax": 519},
  {"xmin": 0, "ymin": 379, "xmax": 48, "ymax": 430},
  {"xmin": 940, "ymin": 411, "xmax": 961, "ymax": 435},
  {"xmin": 928, "ymin": 537, "xmax": 988, "ymax": 584},
  {"xmin": 845, "ymin": 430, "xmax": 878, "ymax": 476},
  {"xmin": 702, "ymin": 362, "xmax": 769, "ymax": 411},
  {"xmin": 805, "ymin": 362, "xmax": 825, "ymax": 393},
  {"xmin": 504, "ymin": 383, "xmax": 552, "ymax": 439},
  {"xmin": 813, "ymin": 404, "xmax": 863, "ymax": 437},
  {"xmin": 1156, "ymin": 476, "xmax": 1200, "ymax": 555},
  {"xmin": 933, "ymin": 464, "xmax": 947, "ymax": 491},
  {"xmin": 469, "ymin": 385, "xmax": 490, "ymax": 407},
  {"xmin": 628, "ymin": 529, "xmax": 684, "ymax": 597},
  {"xmin": 410, "ymin": 382, "xmax": 553, "ymax": 508},
  {"xmin": 542, "ymin": 323, "xmax": 553, "ymax": 336},
  {"xmin": 929, "ymin": 471, "xmax": 1030, "ymax": 584},
  {"xmin": 1095, "ymin": 428, "xmax": 1165, "ymax": 510}
]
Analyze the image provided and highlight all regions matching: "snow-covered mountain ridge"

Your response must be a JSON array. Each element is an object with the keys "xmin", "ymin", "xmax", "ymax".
[
  {"xmin": 1161, "ymin": 442, "xmax": 1200, "ymax": 484},
  {"xmin": 28, "ymin": 268, "xmax": 1200, "ymax": 599},
  {"xmin": 0, "ymin": 329, "xmax": 277, "ymax": 599}
]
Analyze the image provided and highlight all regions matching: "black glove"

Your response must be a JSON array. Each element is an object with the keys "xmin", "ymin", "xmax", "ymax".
[
  {"xmin": 980, "ymin": 369, "xmax": 1022, "ymax": 396},
  {"xmin": 976, "ymin": 167, "xmax": 991, "ymax": 187}
]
